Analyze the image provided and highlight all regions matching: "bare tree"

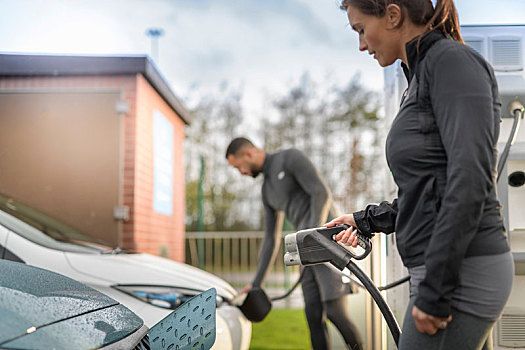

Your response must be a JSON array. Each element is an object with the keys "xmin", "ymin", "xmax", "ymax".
[
  {"xmin": 184, "ymin": 73, "xmax": 383, "ymax": 231},
  {"xmin": 262, "ymin": 73, "xmax": 382, "ymax": 213}
]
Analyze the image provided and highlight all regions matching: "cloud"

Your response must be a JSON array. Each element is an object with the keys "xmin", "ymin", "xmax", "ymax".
[
  {"xmin": 156, "ymin": 0, "xmax": 366, "ymax": 94},
  {"xmin": 0, "ymin": 0, "xmax": 382, "ymax": 127},
  {"xmin": 225, "ymin": 0, "xmax": 338, "ymax": 45}
]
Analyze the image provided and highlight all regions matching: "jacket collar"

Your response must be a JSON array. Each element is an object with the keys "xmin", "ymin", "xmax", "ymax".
[
  {"xmin": 261, "ymin": 152, "xmax": 273, "ymax": 174},
  {"xmin": 401, "ymin": 29, "xmax": 447, "ymax": 82}
]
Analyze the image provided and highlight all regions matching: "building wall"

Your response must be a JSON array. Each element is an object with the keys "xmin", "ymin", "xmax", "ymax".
[
  {"xmin": 132, "ymin": 74, "xmax": 185, "ymax": 261},
  {"xmin": 0, "ymin": 91, "xmax": 121, "ymax": 245},
  {"xmin": 0, "ymin": 74, "xmax": 186, "ymax": 262}
]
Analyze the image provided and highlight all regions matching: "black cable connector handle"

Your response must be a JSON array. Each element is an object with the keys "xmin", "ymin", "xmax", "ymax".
[{"xmin": 316, "ymin": 225, "xmax": 373, "ymax": 261}]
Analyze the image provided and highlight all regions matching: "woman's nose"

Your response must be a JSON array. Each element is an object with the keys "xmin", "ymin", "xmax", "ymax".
[{"xmin": 359, "ymin": 37, "xmax": 367, "ymax": 52}]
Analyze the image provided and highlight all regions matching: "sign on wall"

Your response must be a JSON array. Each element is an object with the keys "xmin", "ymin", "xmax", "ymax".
[{"xmin": 153, "ymin": 110, "xmax": 174, "ymax": 215}]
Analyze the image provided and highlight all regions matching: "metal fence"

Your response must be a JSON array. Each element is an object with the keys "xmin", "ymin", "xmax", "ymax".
[{"xmin": 185, "ymin": 231, "xmax": 301, "ymax": 297}]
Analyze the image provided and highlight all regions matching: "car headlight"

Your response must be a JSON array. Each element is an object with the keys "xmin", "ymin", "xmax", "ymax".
[{"xmin": 113, "ymin": 285, "xmax": 224, "ymax": 309}]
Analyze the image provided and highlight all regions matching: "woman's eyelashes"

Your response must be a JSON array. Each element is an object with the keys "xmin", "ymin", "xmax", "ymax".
[{"xmin": 351, "ymin": 25, "xmax": 362, "ymax": 34}]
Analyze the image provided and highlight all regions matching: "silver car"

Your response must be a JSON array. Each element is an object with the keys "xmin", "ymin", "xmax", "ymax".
[{"xmin": 0, "ymin": 194, "xmax": 251, "ymax": 350}]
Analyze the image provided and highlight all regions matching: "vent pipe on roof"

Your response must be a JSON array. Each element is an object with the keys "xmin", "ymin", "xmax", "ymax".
[{"xmin": 146, "ymin": 28, "xmax": 165, "ymax": 63}]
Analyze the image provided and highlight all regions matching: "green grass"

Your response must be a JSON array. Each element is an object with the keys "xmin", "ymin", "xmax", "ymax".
[{"xmin": 249, "ymin": 308, "xmax": 310, "ymax": 350}]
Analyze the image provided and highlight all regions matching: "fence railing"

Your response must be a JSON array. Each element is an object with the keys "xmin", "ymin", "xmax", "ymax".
[{"xmin": 185, "ymin": 231, "xmax": 300, "ymax": 293}]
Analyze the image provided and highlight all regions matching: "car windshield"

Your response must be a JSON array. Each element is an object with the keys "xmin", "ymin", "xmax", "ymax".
[{"xmin": 0, "ymin": 194, "xmax": 116, "ymax": 253}]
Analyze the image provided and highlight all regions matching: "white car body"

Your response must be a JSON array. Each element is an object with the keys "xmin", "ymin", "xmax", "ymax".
[{"xmin": 0, "ymin": 207, "xmax": 251, "ymax": 350}]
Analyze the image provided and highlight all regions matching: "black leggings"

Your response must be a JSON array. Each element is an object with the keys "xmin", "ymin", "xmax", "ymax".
[{"xmin": 302, "ymin": 276, "xmax": 363, "ymax": 349}]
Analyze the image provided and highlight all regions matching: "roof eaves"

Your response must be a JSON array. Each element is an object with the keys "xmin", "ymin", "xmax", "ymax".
[{"xmin": 0, "ymin": 53, "xmax": 192, "ymax": 125}]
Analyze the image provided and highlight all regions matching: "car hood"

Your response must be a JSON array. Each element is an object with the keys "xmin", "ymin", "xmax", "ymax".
[
  {"xmin": 0, "ymin": 260, "xmax": 142, "ymax": 346},
  {"xmin": 65, "ymin": 252, "xmax": 237, "ymax": 300},
  {"xmin": 0, "ymin": 304, "xmax": 144, "ymax": 350}
]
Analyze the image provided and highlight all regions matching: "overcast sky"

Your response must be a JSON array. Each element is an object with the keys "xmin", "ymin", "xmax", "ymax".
[{"xmin": 1, "ymin": 0, "xmax": 525, "ymax": 118}]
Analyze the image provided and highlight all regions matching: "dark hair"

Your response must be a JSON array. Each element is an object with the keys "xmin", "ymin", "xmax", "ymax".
[
  {"xmin": 225, "ymin": 137, "xmax": 255, "ymax": 158},
  {"xmin": 340, "ymin": 0, "xmax": 463, "ymax": 43}
]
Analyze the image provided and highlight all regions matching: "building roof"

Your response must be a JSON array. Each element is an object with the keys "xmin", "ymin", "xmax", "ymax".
[{"xmin": 0, "ymin": 53, "xmax": 192, "ymax": 124}]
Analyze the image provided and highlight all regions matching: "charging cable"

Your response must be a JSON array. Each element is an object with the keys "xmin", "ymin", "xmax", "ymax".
[{"xmin": 497, "ymin": 100, "xmax": 524, "ymax": 182}]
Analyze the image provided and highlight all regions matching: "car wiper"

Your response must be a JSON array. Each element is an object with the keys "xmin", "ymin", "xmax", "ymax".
[
  {"xmin": 100, "ymin": 247, "xmax": 136, "ymax": 254},
  {"xmin": 100, "ymin": 247, "xmax": 127, "ymax": 255}
]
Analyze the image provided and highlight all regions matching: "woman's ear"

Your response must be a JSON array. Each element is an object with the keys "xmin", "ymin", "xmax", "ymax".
[{"xmin": 385, "ymin": 3, "xmax": 403, "ymax": 29}]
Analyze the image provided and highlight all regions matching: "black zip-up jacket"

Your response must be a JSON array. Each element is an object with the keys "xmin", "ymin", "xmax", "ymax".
[{"xmin": 353, "ymin": 30, "xmax": 510, "ymax": 317}]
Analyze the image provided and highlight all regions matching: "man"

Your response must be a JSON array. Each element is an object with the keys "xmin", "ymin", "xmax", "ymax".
[{"xmin": 226, "ymin": 137, "xmax": 363, "ymax": 350}]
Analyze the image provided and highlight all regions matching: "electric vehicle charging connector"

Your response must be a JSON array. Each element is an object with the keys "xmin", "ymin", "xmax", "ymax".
[
  {"xmin": 284, "ymin": 225, "xmax": 372, "ymax": 270},
  {"xmin": 284, "ymin": 225, "xmax": 402, "ymax": 346}
]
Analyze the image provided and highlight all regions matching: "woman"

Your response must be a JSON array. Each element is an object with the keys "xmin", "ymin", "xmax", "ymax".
[{"xmin": 326, "ymin": 0, "xmax": 514, "ymax": 349}]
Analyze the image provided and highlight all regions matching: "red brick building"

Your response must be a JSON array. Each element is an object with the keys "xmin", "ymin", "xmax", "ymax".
[{"xmin": 0, "ymin": 54, "xmax": 190, "ymax": 262}]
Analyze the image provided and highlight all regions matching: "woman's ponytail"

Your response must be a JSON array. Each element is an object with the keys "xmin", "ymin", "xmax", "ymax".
[{"xmin": 426, "ymin": 0, "xmax": 463, "ymax": 43}]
